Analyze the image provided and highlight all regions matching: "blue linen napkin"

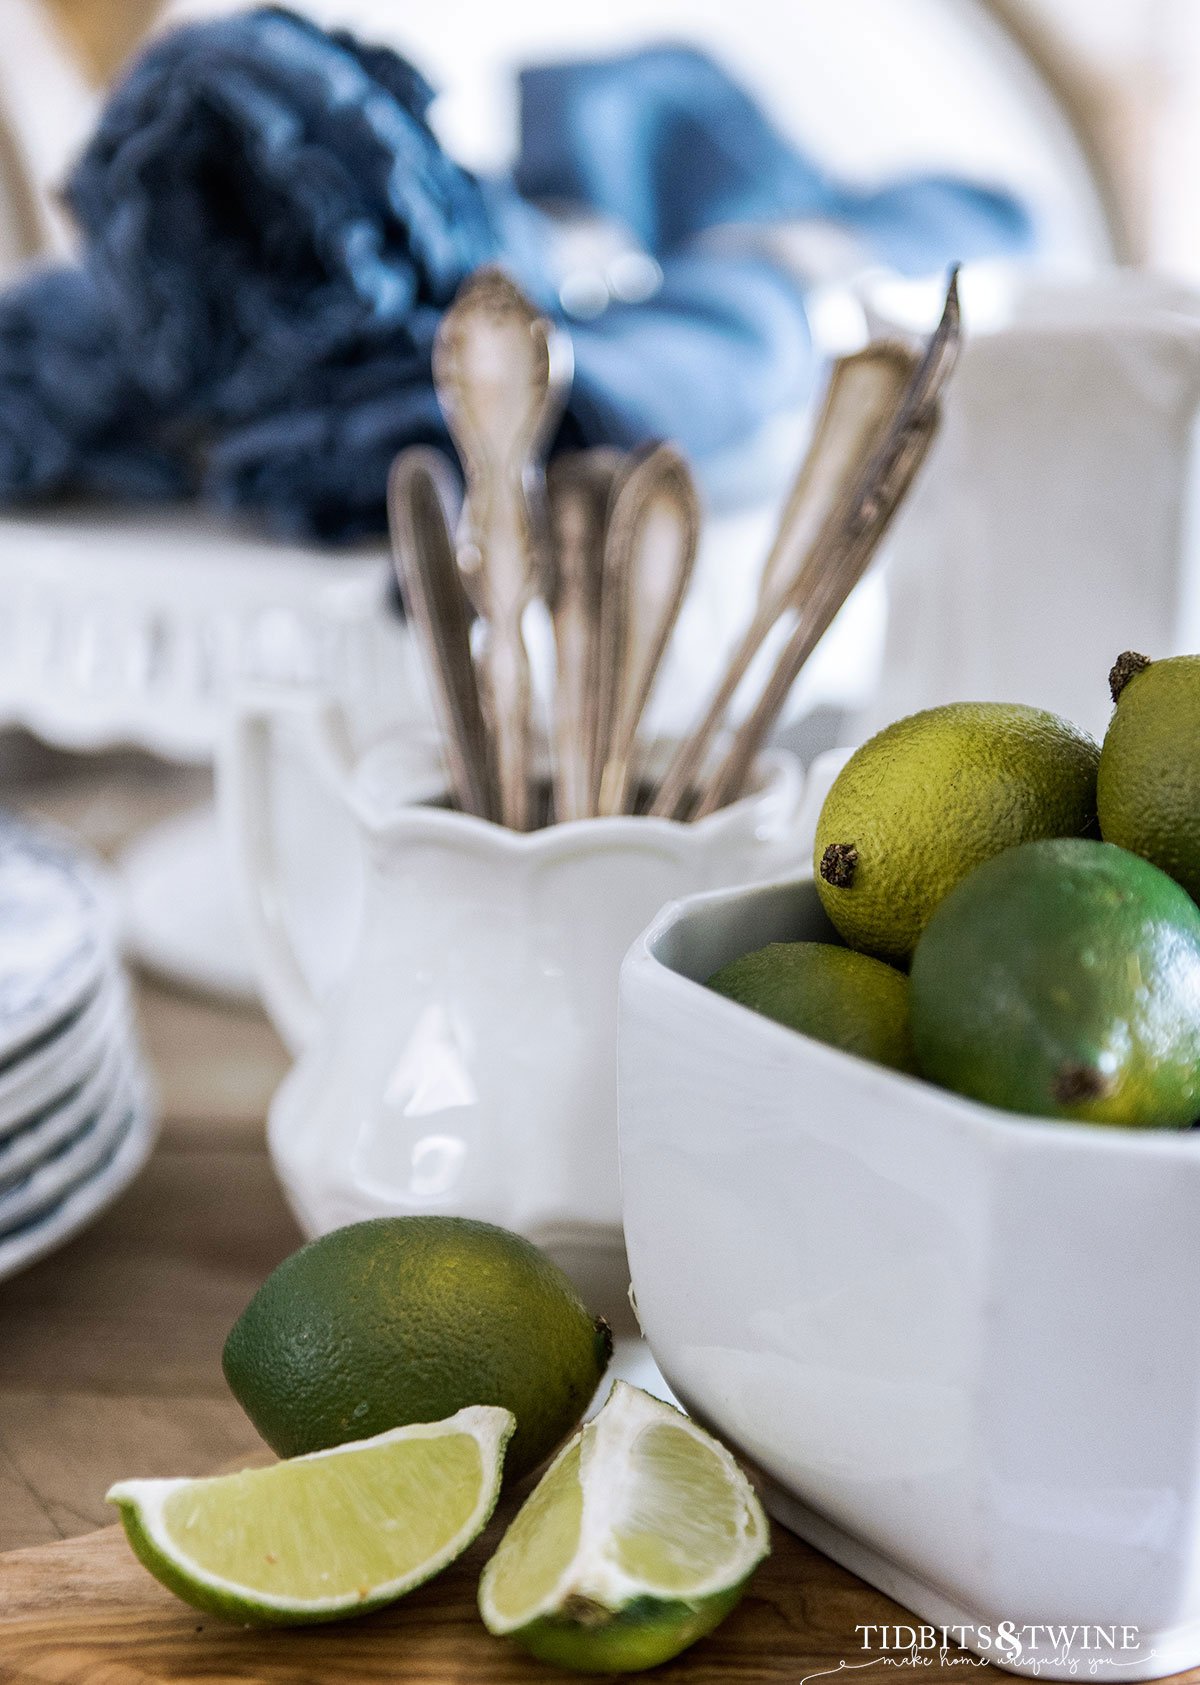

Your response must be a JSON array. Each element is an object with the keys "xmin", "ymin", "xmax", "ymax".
[
  {"xmin": 515, "ymin": 46, "xmax": 1031, "ymax": 266},
  {"xmin": 0, "ymin": 9, "xmax": 1032, "ymax": 543}
]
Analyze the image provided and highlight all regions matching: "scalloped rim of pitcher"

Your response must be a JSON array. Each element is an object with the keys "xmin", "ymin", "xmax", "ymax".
[{"xmin": 347, "ymin": 746, "xmax": 804, "ymax": 851}]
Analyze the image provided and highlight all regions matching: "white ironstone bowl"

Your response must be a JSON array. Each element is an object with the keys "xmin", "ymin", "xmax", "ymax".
[{"xmin": 619, "ymin": 871, "xmax": 1200, "ymax": 1680}]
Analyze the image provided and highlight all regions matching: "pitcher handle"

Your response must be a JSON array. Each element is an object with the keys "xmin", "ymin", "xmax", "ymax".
[{"xmin": 220, "ymin": 686, "xmax": 357, "ymax": 1053}]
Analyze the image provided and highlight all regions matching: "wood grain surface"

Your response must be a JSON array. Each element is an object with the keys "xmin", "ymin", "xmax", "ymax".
[
  {"xmin": 0, "ymin": 741, "xmax": 294, "ymax": 1559},
  {"xmin": 0, "ymin": 1505, "xmax": 984, "ymax": 1685}
]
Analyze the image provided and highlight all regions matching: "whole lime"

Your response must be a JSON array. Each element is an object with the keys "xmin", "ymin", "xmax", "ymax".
[
  {"xmin": 1098, "ymin": 650, "xmax": 1200, "ymax": 902},
  {"xmin": 909, "ymin": 837, "xmax": 1200, "ymax": 1128},
  {"xmin": 814, "ymin": 702, "xmax": 1099, "ymax": 963},
  {"xmin": 707, "ymin": 942, "xmax": 915, "ymax": 1073},
  {"xmin": 223, "ymin": 1217, "xmax": 612, "ymax": 1481}
]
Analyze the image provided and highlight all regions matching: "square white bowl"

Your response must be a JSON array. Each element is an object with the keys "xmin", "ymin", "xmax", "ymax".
[{"xmin": 618, "ymin": 872, "xmax": 1200, "ymax": 1680}]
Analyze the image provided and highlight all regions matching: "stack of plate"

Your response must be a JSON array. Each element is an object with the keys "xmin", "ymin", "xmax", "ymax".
[{"xmin": 0, "ymin": 813, "xmax": 155, "ymax": 1285}]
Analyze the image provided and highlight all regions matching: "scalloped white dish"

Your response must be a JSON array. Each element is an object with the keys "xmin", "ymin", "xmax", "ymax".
[
  {"xmin": 0, "ymin": 1059, "xmax": 147, "ymax": 1233},
  {"xmin": 0, "ymin": 1096, "xmax": 157, "ymax": 1284},
  {"xmin": 0, "ymin": 505, "xmax": 420, "ymax": 765},
  {"xmin": 0, "ymin": 811, "xmax": 115, "ymax": 1066},
  {"xmin": 0, "ymin": 970, "xmax": 127, "ymax": 1136},
  {"xmin": 0, "ymin": 1034, "xmax": 125, "ymax": 1191}
]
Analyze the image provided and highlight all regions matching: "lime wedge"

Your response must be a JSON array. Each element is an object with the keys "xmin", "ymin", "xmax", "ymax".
[
  {"xmin": 478, "ymin": 1381, "xmax": 768, "ymax": 1672},
  {"xmin": 107, "ymin": 1405, "xmax": 513, "ymax": 1625}
]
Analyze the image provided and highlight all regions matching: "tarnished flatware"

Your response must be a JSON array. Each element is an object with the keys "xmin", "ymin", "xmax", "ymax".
[
  {"xmin": 545, "ymin": 448, "xmax": 623, "ymax": 823},
  {"xmin": 648, "ymin": 341, "xmax": 919, "ymax": 822},
  {"xmin": 690, "ymin": 270, "xmax": 962, "ymax": 819},
  {"xmin": 387, "ymin": 447, "xmax": 496, "ymax": 821},
  {"xmin": 593, "ymin": 443, "xmax": 701, "ymax": 816},
  {"xmin": 433, "ymin": 267, "xmax": 572, "ymax": 830}
]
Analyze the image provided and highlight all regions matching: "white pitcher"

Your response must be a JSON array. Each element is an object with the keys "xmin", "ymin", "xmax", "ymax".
[
  {"xmin": 221, "ymin": 685, "xmax": 805, "ymax": 1309},
  {"xmin": 860, "ymin": 268, "xmax": 1200, "ymax": 743}
]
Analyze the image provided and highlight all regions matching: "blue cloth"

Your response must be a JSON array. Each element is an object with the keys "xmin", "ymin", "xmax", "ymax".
[
  {"xmin": 516, "ymin": 46, "xmax": 1031, "ymax": 265},
  {"xmin": 0, "ymin": 264, "xmax": 187, "ymax": 501},
  {"xmin": 0, "ymin": 10, "xmax": 1033, "ymax": 543},
  {"xmin": 68, "ymin": 8, "xmax": 495, "ymax": 421}
]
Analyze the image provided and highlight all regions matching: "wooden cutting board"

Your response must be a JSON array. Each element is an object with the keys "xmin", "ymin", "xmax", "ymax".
[
  {"xmin": 7, "ymin": 1501, "xmax": 1200, "ymax": 1685},
  {"xmin": 0, "ymin": 1506, "xmax": 978, "ymax": 1685}
]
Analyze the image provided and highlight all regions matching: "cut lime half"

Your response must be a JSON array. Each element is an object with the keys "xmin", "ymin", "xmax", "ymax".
[
  {"xmin": 108, "ymin": 1405, "xmax": 513, "ymax": 1626},
  {"xmin": 479, "ymin": 1381, "xmax": 768, "ymax": 1673}
]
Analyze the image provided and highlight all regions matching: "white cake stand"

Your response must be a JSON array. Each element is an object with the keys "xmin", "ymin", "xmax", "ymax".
[{"xmin": 0, "ymin": 504, "xmax": 427, "ymax": 999}]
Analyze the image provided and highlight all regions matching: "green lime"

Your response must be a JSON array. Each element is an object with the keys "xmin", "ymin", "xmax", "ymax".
[
  {"xmin": 814, "ymin": 702, "xmax": 1099, "ymax": 963},
  {"xmin": 478, "ymin": 1381, "xmax": 769, "ymax": 1674},
  {"xmin": 108, "ymin": 1406, "xmax": 512, "ymax": 1625},
  {"xmin": 1098, "ymin": 650, "xmax": 1200, "ymax": 902},
  {"xmin": 909, "ymin": 837, "xmax": 1200, "ymax": 1128},
  {"xmin": 223, "ymin": 1217, "xmax": 612, "ymax": 1481},
  {"xmin": 707, "ymin": 941, "xmax": 915, "ymax": 1073}
]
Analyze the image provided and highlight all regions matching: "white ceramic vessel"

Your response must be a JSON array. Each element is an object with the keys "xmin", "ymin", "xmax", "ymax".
[
  {"xmin": 223, "ymin": 688, "xmax": 805, "ymax": 1310},
  {"xmin": 619, "ymin": 872, "xmax": 1200, "ymax": 1680},
  {"xmin": 860, "ymin": 269, "xmax": 1200, "ymax": 743}
]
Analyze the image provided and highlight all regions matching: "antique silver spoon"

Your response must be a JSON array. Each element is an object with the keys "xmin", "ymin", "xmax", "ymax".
[
  {"xmin": 545, "ymin": 448, "xmax": 623, "ymax": 822},
  {"xmin": 690, "ymin": 271, "xmax": 962, "ymax": 819},
  {"xmin": 387, "ymin": 447, "xmax": 497, "ymax": 821},
  {"xmin": 648, "ymin": 340, "xmax": 919, "ymax": 822},
  {"xmin": 594, "ymin": 442, "xmax": 701, "ymax": 817},
  {"xmin": 433, "ymin": 267, "xmax": 572, "ymax": 830}
]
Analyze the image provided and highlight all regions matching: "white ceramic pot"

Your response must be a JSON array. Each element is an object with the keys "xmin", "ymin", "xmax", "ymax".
[
  {"xmin": 861, "ymin": 269, "xmax": 1200, "ymax": 744},
  {"xmin": 619, "ymin": 872, "xmax": 1200, "ymax": 1680},
  {"xmin": 222, "ymin": 687, "xmax": 804, "ymax": 1310}
]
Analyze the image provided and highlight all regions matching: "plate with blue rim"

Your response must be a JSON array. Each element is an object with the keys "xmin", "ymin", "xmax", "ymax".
[
  {"xmin": 0, "ymin": 1034, "xmax": 127, "ymax": 1192},
  {"xmin": 0, "ymin": 966, "xmax": 129, "ymax": 1136},
  {"xmin": 0, "ymin": 1094, "xmax": 157, "ymax": 1284},
  {"xmin": 0, "ymin": 1058, "xmax": 150, "ymax": 1236},
  {"xmin": 0, "ymin": 813, "xmax": 115, "ymax": 1071}
]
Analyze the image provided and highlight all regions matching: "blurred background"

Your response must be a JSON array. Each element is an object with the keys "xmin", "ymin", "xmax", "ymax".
[{"xmin": 7, "ymin": 0, "xmax": 1195, "ymax": 275}]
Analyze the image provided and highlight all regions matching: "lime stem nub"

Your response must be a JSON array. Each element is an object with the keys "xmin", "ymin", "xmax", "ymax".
[
  {"xmin": 1108, "ymin": 650, "xmax": 1150, "ymax": 703},
  {"xmin": 820, "ymin": 843, "xmax": 859, "ymax": 889},
  {"xmin": 1052, "ymin": 1062, "xmax": 1114, "ymax": 1105}
]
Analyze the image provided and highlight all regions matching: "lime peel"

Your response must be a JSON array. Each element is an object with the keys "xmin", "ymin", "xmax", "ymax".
[
  {"xmin": 107, "ymin": 1404, "xmax": 514, "ymax": 1626},
  {"xmin": 479, "ymin": 1381, "xmax": 769, "ymax": 1672}
]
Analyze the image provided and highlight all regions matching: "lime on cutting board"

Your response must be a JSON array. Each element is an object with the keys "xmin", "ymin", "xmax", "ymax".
[
  {"xmin": 222, "ymin": 1215, "xmax": 611, "ymax": 1481},
  {"xmin": 479, "ymin": 1381, "xmax": 769, "ymax": 1673},
  {"xmin": 107, "ymin": 1406, "xmax": 513, "ymax": 1625}
]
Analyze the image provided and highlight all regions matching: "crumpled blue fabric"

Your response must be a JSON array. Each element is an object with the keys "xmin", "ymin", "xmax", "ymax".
[
  {"xmin": 0, "ymin": 265, "xmax": 187, "ymax": 502},
  {"xmin": 67, "ymin": 7, "xmax": 496, "ymax": 422},
  {"xmin": 516, "ymin": 46, "xmax": 1031, "ymax": 266},
  {"xmin": 0, "ymin": 10, "xmax": 1033, "ymax": 544}
]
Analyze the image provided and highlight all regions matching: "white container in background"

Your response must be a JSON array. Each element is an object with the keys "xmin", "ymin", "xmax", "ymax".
[{"xmin": 862, "ymin": 268, "xmax": 1200, "ymax": 743}]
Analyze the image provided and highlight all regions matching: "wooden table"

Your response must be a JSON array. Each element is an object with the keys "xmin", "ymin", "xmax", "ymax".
[
  {"xmin": 0, "ymin": 736, "xmax": 297, "ymax": 1557},
  {"xmin": 0, "ymin": 737, "xmax": 1157, "ymax": 1684}
]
